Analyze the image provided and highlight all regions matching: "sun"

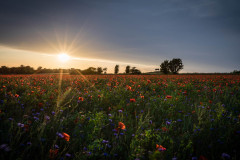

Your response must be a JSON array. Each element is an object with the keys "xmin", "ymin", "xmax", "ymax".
[{"xmin": 58, "ymin": 53, "xmax": 70, "ymax": 62}]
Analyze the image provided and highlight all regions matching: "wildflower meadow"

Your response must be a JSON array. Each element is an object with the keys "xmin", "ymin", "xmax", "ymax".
[{"xmin": 0, "ymin": 75, "xmax": 239, "ymax": 160}]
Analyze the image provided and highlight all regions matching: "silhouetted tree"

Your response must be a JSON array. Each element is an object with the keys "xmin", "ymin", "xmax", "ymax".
[
  {"xmin": 97, "ymin": 67, "xmax": 103, "ymax": 74},
  {"xmin": 103, "ymin": 68, "xmax": 107, "ymax": 74},
  {"xmin": 232, "ymin": 70, "xmax": 240, "ymax": 74},
  {"xmin": 160, "ymin": 60, "xmax": 170, "ymax": 74},
  {"xmin": 0, "ymin": 66, "xmax": 9, "ymax": 74},
  {"xmin": 114, "ymin": 65, "xmax": 119, "ymax": 74},
  {"xmin": 168, "ymin": 58, "xmax": 183, "ymax": 74},
  {"xmin": 130, "ymin": 67, "xmax": 141, "ymax": 74},
  {"xmin": 125, "ymin": 65, "xmax": 130, "ymax": 74},
  {"xmin": 82, "ymin": 67, "xmax": 97, "ymax": 75}
]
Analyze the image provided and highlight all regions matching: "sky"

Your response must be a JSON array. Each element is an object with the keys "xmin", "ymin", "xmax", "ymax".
[{"xmin": 0, "ymin": 0, "xmax": 240, "ymax": 73}]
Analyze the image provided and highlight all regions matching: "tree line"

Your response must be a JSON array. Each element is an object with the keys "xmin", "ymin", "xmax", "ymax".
[
  {"xmin": 0, "ymin": 59, "xmax": 183, "ymax": 75},
  {"xmin": 0, "ymin": 65, "xmax": 142, "ymax": 75}
]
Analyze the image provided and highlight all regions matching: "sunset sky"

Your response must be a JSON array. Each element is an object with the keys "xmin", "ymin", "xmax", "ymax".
[{"xmin": 0, "ymin": 0, "xmax": 240, "ymax": 73}]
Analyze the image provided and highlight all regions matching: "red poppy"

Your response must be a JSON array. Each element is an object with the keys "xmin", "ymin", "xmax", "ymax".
[
  {"xmin": 38, "ymin": 102, "xmax": 43, "ymax": 107},
  {"xmin": 156, "ymin": 144, "xmax": 166, "ymax": 151},
  {"xmin": 161, "ymin": 127, "xmax": 168, "ymax": 132},
  {"xmin": 118, "ymin": 122, "xmax": 126, "ymax": 130},
  {"xmin": 49, "ymin": 149, "xmax": 58, "ymax": 159},
  {"xmin": 62, "ymin": 132, "xmax": 70, "ymax": 141},
  {"xmin": 130, "ymin": 98, "xmax": 136, "ymax": 102},
  {"xmin": 199, "ymin": 155, "xmax": 208, "ymax": 160},
  {"xmin": 166, "ymin": 95, "xmax": 172, "ymax": 99},
  {"xmin": 78, "ymin": 97, "xmax": 84, "ymax": 101}
]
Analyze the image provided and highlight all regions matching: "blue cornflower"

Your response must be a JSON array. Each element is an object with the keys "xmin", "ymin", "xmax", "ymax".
[
  {"xmin": 166, "ymin": 121, "xmax": 171, "ymax": 125},
  {"xmin": 102, "ymin": 140, "xmax": 109, "ymax": 143},
  {"xmin": 221, "ymin": 153, "xmax": 230, "ymax": 159},
  {"xmin": 177, "ymin": 119, "xmax": 182, "ymax": 122},
  {"xmin": 56, "ymin": 132, "xmax": 64, "ymax": 138},
  {"xmin": 149, "ymin": 120, "xmax": 152, "ymax": 124},
  {"xmin": 33, "ymin": 116, "xmax": 39, "ymax": 121},
  {"xmin": 65, "ymin": 153, "xmax": 71, "ymax": 157},
  {"xmin": 103, "ymin": 153, "xmax": 108, "ymax": 156}
]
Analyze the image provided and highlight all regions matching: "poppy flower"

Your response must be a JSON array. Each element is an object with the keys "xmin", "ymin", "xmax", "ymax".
[
  {"xmin": 161, "ymin": 127, "xmax": 168, "ymax": 132},
  {"xmin": 166, "ymin": 95, "xmax": 172, "ymax": 99},
  {"xmin": 38, "ymin": 102, "xmax": 43, "ymax": 107},
  {"xmin": 156, "ymin": 144, "xmax": 166, "ymax": 151},
  {"xmin": 62, "ymin": 132, "xmax": 70, "ymax": 141},
  {"xmin": 78, "ymin": 97, "xmax": 84, "ymax": 101},
  {"xmin": 118, "ymin": 122, "xmax": 126, "ymax": 130},
  {"xmin": 49, "ymin": 149, "xmax": 58, "ymax": 159},
  {"xmin": 130, "ymin": 98, "xmax": 136, "ymax": 102},
  {"xmin": 127, "ymin": 86, "xmax": 132, "ymax": 90},
  {"xmin": 199, "ymin": 155, "xmax": 208, "ymax": 160}
]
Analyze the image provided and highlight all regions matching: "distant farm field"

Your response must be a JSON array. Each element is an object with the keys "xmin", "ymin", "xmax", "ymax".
[{"xmin": 0, "ymin": 75, "xmax": 240, "ymax": 160}]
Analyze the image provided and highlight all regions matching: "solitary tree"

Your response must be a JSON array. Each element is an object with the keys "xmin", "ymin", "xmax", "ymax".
[
  {"xmin": 114, "ymin": 65, "xmax": 119, "ymax": 74},
  {"xmin": 168, "ymin": 58, "xmax": 183, "ymax": 74},
  {"xmin": 160, "ymin": 60, "xmax": 170, "ymax": 74},
  {"xmin": 125, "ymin": 65, "xmax": 130, "ymax": 74}
]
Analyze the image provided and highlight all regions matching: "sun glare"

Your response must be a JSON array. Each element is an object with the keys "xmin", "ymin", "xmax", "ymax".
[{"xmin": 58, "ymin": 53, "xmax": 70, "ymax": 62}]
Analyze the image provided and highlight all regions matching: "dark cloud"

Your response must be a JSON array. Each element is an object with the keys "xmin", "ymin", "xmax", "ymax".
[{"xmin": 0, "ymin": 0, "xmax": 240, "ymax": 72}]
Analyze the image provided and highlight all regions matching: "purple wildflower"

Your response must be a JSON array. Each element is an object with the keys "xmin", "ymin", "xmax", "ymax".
[
  {"xmin": 221, "ymin": 153, "xmax": 230, "ymax": 159},
  {"xmin": 56, "ymin": 132, "xmax": 64, "ymax": 138}
]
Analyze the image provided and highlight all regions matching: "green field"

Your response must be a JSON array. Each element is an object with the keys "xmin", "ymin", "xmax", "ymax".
[{"xmin": 0, "ymin": 75, "xmax": 239, "ymax": 160}]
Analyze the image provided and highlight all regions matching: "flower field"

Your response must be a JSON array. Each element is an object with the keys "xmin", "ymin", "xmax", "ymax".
[{"xmin": 0, "ymin": 74, "xmax": 240, "ymax": 160}]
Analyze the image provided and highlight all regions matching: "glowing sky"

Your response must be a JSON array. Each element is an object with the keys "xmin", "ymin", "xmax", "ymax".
[{"xmin": 0, "ymin": 0, "xmax": 240, "ymax": 73}]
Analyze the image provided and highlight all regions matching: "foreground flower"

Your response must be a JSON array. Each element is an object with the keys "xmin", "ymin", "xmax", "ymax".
[
  {"xmin": 78, "ymin": 97, "xmax": 84, "ymax": 101},
  {"xmin": 221, "ymin": 153, "xmax": 230, "ymax": 159},
  {"xmin": 118, "ymin": 122, "xmax": 126, "ymax": 130},
  {"xmin": 166, "ymin": 95, "xmax": 172, "ymax": 99},
  {"xmin": 156, "ymin": 144, "xmax": 166, "ymax": 151},
  {"xmin": 62, "ymin": 132, "xmax": 70, "ymax": 141},
  {"xmin": 130, "ymin": 98, "xmax": 136, "ymax": 102},
  {"xmin": 49, "ymin": 149, "xmax": 58, "ymax": 159},
  {"xmin": 199, "ymin": 155, "xmax": 208, "ymax": 160}
]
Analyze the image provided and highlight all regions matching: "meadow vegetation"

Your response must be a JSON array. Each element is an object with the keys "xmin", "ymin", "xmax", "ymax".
[{"xmin": 0, "ymin": 75, "xmax": 239, "ymax": 160}]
